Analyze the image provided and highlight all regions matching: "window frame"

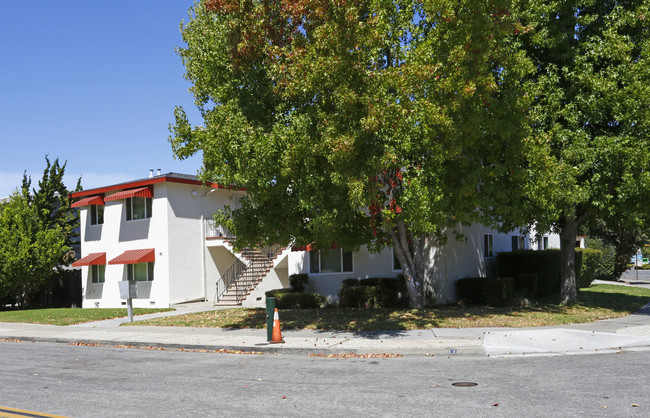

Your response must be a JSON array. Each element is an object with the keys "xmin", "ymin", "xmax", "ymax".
[
  {"xmin": 125, "ymin": 197, "xmax": 152, "ymax": 221},
  {"xmin": 90, "ymin": 264, "xmax": 105, "ymax": 284},
  {"xmin": 511, "ymin": 235, "xmax": 526, "ymax": 251},
  {"xmin": 392, "ymin": 248, "xmax": 403, "ymax": 272},
  {"xmin": 90, "ymin": 204, "xmax": 104, "ymax": 225},
  {"xmin": 309, "ymin": 249, "xmax": 354, "ymax": 274},
  {"xmin": 484, "ymin": 234, "xmax": 494, "ymax": 258},
  {"xmin": 127, "ymin": 262, "xmax": 154, "ymax": 282}
]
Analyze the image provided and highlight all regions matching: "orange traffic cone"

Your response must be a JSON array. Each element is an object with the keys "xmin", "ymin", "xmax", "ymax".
[{"xmin": 270, "ymin": 308, "xmax": 285, "ymax": 344}]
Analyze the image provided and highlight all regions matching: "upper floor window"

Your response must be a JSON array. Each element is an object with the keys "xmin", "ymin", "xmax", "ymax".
[
  {"xmin": 127, "ymin": 262, "xmax": 154, "ymax": 282},
  {"xmin": 90, "ymin": 204, "xmax": 104, "ymax": 225},
  {"xmin": 309, "ymin": 249, "xmax": 353, "ymax": 274},
  {"xmin": 126, "ymin": 197, "xmax": 152, "ymax": 221}
]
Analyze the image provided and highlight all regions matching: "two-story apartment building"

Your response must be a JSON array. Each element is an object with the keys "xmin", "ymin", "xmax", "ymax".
[{"xmin": 70, "ymin": 172, "xmax": 562, "ymax": 308}]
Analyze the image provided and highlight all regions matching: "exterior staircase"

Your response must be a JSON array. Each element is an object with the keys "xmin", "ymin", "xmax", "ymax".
[{"xmin": 213, "ymin": 245, "xmax": 284, "ymax": 306}]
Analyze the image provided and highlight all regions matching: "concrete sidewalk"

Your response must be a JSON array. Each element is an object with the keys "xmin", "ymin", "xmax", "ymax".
[{"xmin": 1, "ymin": 281, "xmax": 650, "ymax": 358}]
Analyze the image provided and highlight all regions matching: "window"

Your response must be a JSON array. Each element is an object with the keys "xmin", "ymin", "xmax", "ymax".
[
  {"xmin": 90, "ymin": 264, "xmax": 105, "ymax": 284},
  {"xmin": 309, "ymin": 249, "xmax": 353, "ymax": 274},
  {"xmin": 392, "ymin": 248, "xmax": 402, "ymax": 271},
  {"xmin": 511, "ymin": 235, "xmax": 526, "ymax": 251},
  {"xmin": 126, "ymin": 197, "xmax": 152, "ymax": 221},
  {"xmin": 127, "ymin": 262, "xmax": 154, "ymax": 281},
  {"xmin": 537, "ymin": 236, "xmax": 549, "ymax": 250},
  {"xmin": 90, "ymin": 204, "xmax": 104, "ymax": 225},
  {"xmin": 484, "ymin": 234, "xmax": 494, "ymax": 258}
]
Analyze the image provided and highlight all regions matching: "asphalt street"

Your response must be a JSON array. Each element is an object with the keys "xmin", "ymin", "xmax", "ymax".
[{"xmin": 0, "ymin": 341, "xmax": 648, "ymax": 417}]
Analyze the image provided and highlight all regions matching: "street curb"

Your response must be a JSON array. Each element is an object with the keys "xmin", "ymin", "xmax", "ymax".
[{"xmin": 0, "ymin": 334, "xmax": 487, "ymax": 357}]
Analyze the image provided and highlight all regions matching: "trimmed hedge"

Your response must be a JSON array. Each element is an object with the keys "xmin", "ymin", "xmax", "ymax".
[
  {"xmin": 456, "ymin": 277, "xmax": 514, "ymax": 306},
  {"xmin": 576, "ymin": 248, "xmax": 601, "ymax": 289},
  {"xmin": 265, "ymin": 289, "xmax": 324, "ymax": 309},
  {"xmin": 339, "ymin": 276, "xmax": 408, "ymax": 309},
  {"xmin": 497, "ymin": 249, "xmax": 602, "ymax": 298}
]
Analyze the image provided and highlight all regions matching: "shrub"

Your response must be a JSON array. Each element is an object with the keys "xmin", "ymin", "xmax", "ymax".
[
  {"xmin": 483, "ymin": 277, "xmax": 514, "ymax": 307},
  {"xmin": 338, "ymin": 276, "xmax": 408, "ymax": 308},
  {"xmin": 457, "ymin": 277, "xmax": 514, "ymax": 306},
  {"xmin": 456, "ymin": 277, "xmax": 484, "ymax": 305},
  {"xmin": 513, "ymin": 273, "xmax": 538, "ymax": 297},
  {"xmin": 289, "ymin": 274, "xmax": 309, "ymax": 292},
  {"xmin": 265, "ymin": 289, "xmax": 324, "ymax": 309},
  {"xmin": 575, "ymin": 248, "xmax": 601, "ymax": 288},
  {"xmin": 586, "ymin": 237, "xmax": 616, "ymax": 281},
  {"xmin": 497, "ymin": 250, "xmax": 561, "ymax": 297}
]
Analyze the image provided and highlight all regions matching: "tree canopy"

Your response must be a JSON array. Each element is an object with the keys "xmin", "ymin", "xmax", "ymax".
[
  {"xmin": 171, "ymin": 0, "xmax": 535, "ymax": 307},
  {"xmin": 519, "ymin": 0, "xmax": 650, "ymax": 303},
  {"xmin": 0, "ymin": 157, "xmax": 79, "ymax": 307}
]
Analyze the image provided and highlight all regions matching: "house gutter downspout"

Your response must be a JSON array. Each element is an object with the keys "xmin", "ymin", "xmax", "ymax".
[{"xmin": 200, "ymin": 188, "xmax": 217, "ymax": 302}]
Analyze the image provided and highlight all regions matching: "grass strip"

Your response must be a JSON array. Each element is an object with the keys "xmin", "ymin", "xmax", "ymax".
[
  {"xmin": 129, "ymin": 284, "xmax": 650, "ymax": 331},
  {"xmin": 0, "ymin": 308, "xmax": 173, "ymax": 326}
]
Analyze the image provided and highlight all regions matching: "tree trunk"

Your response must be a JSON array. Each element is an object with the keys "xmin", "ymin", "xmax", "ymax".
[
  {"xmin": 559, "ymin": 218, "xmax": 579, "ymax": 305},
  {"xmin": 388, "ymin": 222, "xmax": 425, "ymax": 308}
]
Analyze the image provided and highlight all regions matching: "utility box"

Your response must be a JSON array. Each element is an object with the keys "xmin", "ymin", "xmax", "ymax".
[{"xmin": 118, "ymin": 281, "xmax": 138, "ymax": 299}]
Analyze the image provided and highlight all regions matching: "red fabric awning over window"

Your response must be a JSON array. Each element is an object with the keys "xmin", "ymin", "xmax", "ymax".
[
  {"xmin": 72, "ymin": 252, "xmax": 106, "ymax": 267},
  {"xmin": 104, "ymin": 186, "xmax": 153, "ymax": 202},
  {"xmin": 108, "ymin": 249, "xmax": 155, "ymax": 265},
  {"xmin": 71, "ymin": 196, "xmax": 104, "ymax": 208}
]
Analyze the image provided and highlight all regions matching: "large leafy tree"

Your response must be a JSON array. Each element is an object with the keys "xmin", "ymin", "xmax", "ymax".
[
  {"xmin": 0, "ymin": 192, "xmax": 67, "ymax": 307},
  {"xmin": 0, "ymin": 157, "xmax": 79, "ymax": 307},
  {"xmin": 171, "ymin": 0, "xmax": 533, "ymax": 307},
  {"xmin": 518, "ymin": 0, "xmax": 650, "ymax": 304}
]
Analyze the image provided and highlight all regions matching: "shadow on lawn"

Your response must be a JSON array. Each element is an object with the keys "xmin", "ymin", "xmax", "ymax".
[{"xmin": 204, "ymin": 288, "xmax": 650, "ymax": 332}]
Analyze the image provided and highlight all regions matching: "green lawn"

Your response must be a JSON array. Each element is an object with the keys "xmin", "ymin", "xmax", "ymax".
[
  {"xmin": 1, "ymin": 284, "xmax": 647, "ymax": 329},
  {"xmin": 0, "ymin": 308, "xmax": 173, "ymax": 326},
  {"xmin": 129, "ymin": 284, "xmax": 650, "ymax": 331}
]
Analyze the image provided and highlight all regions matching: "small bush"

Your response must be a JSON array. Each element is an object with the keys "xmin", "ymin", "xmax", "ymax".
[
  {"xmin": 457, "ymin": 277, "xmax": 514, "ymax": 306},
  {"xmin": 338, "ymin": 276, "xmax": 407, "ymax": 308},
  {"xmin": 514, "ymin": 273, "xmax": 538, "ymax": 297},
  {"xmin": 341, "ymin": 278, "xmax": 360, "ymax": 289},
  {"xmin": 575, "ymin": 248, "xmax": 601, "ymax": 288},
  {"xmin": 289, "ymin": 274, "xmax": 309, "ymax": 292},
  {"xmin": 265, "ymin": 289, "xmax": 323, "ymax": 309},
  {"xmin": 456, "ymin": 277, "xmax": 484, "ymax": 305},
  {"xmin": 483, "ymin": 277, "xmax": 514, "ymax": 307}
]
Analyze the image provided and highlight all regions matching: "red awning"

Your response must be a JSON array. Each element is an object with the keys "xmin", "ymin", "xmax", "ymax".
[
  {"xmin": 72, "ymin": 252, "xmax": 106, "ymax": 267},
  {"xmin": 108, "ymin": 249, "xmax": 155, "ymax": 265},
  {"xmin": 71, "ymin": 196, "xmax": 104, "ymax": 208},
  {"xmin": 104, "ymin": 186, "xmax": 153, "ymax": 202}
]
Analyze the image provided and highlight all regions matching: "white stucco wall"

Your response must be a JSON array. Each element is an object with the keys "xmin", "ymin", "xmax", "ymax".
[
  {"xmin": 287, "ymin": 224, "xmax": 558, "ymax": 304},
  {"xmin": 80, "ymin": 187, "xmax": 171, "ymax": 308}
]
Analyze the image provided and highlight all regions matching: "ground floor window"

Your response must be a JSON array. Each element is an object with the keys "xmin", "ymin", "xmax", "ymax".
[
  {"xmin": 511, "ymin": 235, "xmax": 526, "ymax": 251},
  {"xmin": 537, "ymin": 236, "xmax": 549, "ymax": 250},
  {"xmin": 309, "ymin": 249, "xmax": 353, "ymax": 274},
  {"xmin": 484, "ymin": 234, "xmax": 494, "ymax": 258},
  {"xmin": 392, "ymin": 248, "xmax": 402, "ymax": 271},
  {"xmin": 91, "ymin": 264, "xmax": 105, "ymax": 284},
  {"xmin": 127, "ymin": 262, "xmax": 154, "ymax": 281}
]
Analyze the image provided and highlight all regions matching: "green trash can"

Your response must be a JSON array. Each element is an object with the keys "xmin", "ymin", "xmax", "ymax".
[{"xmin": 266, "ymin": 297, "xmax": 276, "ymax": 342}]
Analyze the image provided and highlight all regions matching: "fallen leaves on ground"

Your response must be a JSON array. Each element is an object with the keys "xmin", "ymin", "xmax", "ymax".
[{"xmin": 309, "ymin": 352, "xmax": 403, "ymax": 358}]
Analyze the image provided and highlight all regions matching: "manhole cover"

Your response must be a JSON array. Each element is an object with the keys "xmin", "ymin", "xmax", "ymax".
[{"xmin": 452, "ymin": 382, "xmax": 478, "ymax": 387}]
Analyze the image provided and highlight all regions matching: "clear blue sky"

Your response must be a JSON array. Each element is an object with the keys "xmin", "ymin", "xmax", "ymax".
[{"xmin": 0, "ymin": 1, "xmax": 204, "ymax": 198}]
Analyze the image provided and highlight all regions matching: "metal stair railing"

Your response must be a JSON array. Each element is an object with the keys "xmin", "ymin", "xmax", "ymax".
[{"xmin": 214, "ymin": 245, "xmax": 286, "ymax": 304}]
